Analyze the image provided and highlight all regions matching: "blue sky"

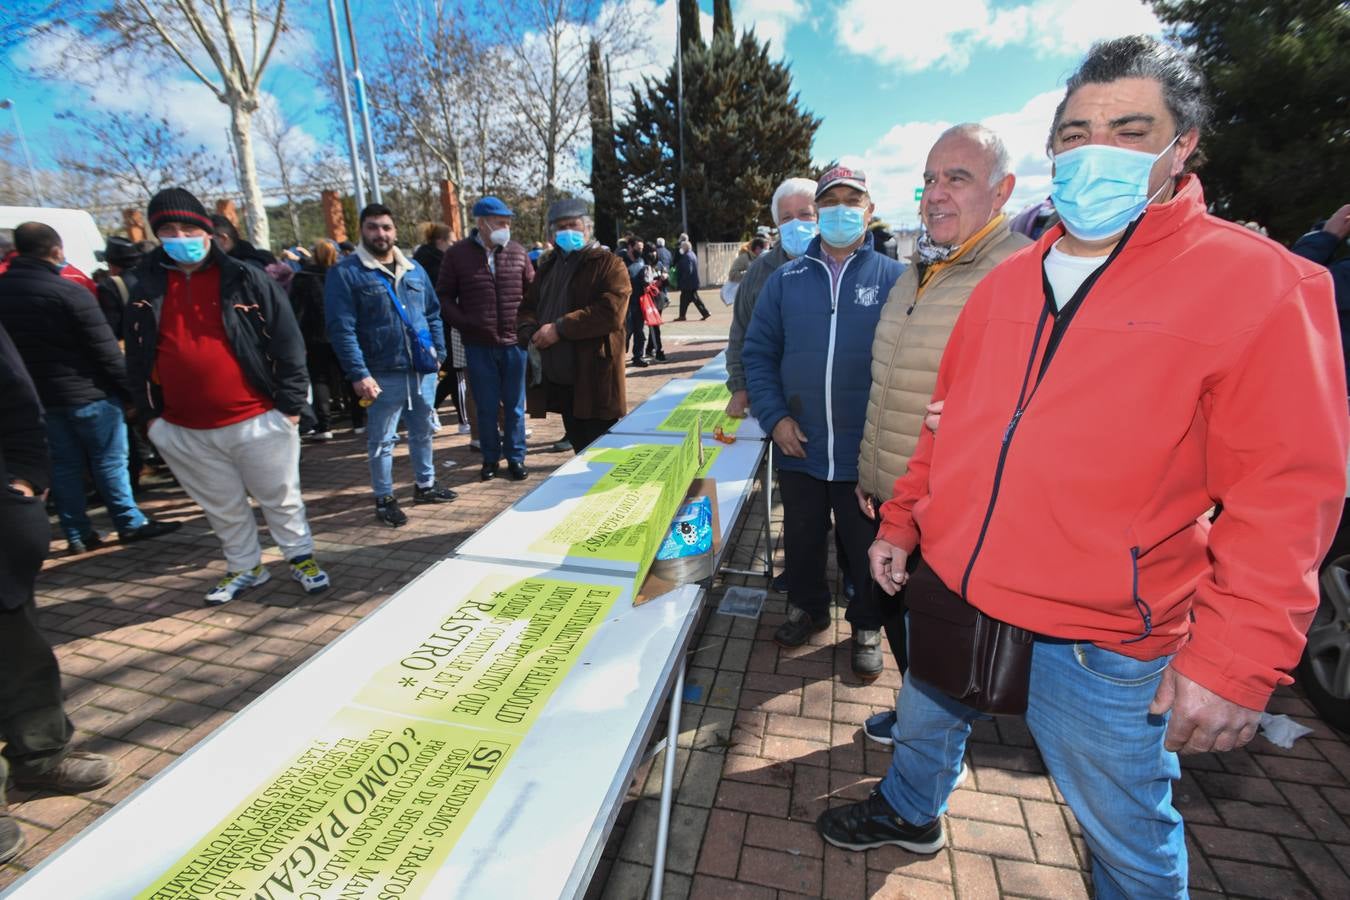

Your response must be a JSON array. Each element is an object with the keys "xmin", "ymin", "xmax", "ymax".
[{"xmin": 0, "ymin": 0, "xmax": 1165, "ymax": 228}]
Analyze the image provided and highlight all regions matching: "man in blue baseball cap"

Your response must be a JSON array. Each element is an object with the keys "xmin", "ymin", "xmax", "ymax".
[{"xmin": 436, "ymin": 196, "xmax": 535, "ymax": 481}]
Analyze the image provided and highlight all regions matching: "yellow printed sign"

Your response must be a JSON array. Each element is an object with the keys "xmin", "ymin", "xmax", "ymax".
[
  {"xmin": 357, "ymin": 576, "xmax": 623, "ymax": 731},
  {"xmin": 657, "ymin": 382, "xmax": 743, "ymax": 435},
  {"xmin": 138, "ymin": 708, "xmax": 515, "ymax": 900},
  {"xmin": 530, "ymin": 423, "xmax": 701, "ymax": 587}
]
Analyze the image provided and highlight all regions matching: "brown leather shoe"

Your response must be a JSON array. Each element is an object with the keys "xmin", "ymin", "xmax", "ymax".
[{"xmin": 10, "ymin": 752, "xmax": 117, "ymax": 794}]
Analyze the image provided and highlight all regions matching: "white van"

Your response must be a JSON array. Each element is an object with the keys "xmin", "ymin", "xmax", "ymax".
[{"xmin": 0, "ymin": 206, "xmax": 107, "ymax": 275}]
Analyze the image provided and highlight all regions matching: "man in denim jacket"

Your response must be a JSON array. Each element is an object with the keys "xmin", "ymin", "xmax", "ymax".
[{"xmin": 325, "ymin": 203, "xmax": 457, "ymax": 527}]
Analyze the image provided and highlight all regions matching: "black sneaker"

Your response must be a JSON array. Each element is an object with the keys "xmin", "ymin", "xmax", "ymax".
[
  {"xmin": 816, "ymin": 790, "xmax": 945, "ymax": 854},
  {"xmin": 774, "ymin": 606, "xmax": 831, "ymax": 648},
  {"xmin": 771, "ymin": 569, "xmax": 790, "ymax": 593},
  {"xmin": 414, "ymin": 483, "xmax": 458, "ymax": 504},
  {"xmin": 507, "ymin": 462, "xmax": 529, "ymax": 481},
  {"xmin": 852, "ymin": 629, "xmax": 883, "ymax": 682},
  {"xmin": 630, "ymin": 357, "xmax": 649, "ymax": 368},
  {"xmin": 481, "ymin": 462, "xmax": 500, "ymax": 481},
  {"xmin": 68, "ymin": 531, "xmax": 105, "ymax": 554},
  {"xmin": 375, "ymin": 495, "xmax": 408, "ymax": 527},
  {"xmin": 120, "ymin": 519, "xmax": 182, "ymax": 542},
  {"xmin": 654, "ymin": 351, "xmax": 667, "ymax": 361}
]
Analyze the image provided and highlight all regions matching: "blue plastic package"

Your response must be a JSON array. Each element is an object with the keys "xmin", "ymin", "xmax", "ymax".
[{"xmin": 657, "ymin": 496, "xmax": 714, "ymax": 560}]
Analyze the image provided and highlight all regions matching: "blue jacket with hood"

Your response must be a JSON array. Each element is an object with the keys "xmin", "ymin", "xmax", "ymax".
[{"xmin": 743, "ymin": 235, "xmax": 905, "ymax": 481}]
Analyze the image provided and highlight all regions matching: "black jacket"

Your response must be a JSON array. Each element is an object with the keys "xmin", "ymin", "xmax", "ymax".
[
  {"xmin": 230, "ymin": 239, "xmax": 278, "ymax": 269},
  {"xmin": 289, "ymin": 264, "xmax": 331, "ymax": 346},
  {"xmin": 0, "ymin": 319, "xmax": 48, "ymax": 493},
  {"xmin": 124, "ymin": 247, "xmax": 309, "ymax": 420},
  {"xmin": 413, "ymin": 243, "xmax": 445, "ymax": 286},
  {"xmin": 0, "ymin": 256, "xmax": 130, "ymax": 409}
]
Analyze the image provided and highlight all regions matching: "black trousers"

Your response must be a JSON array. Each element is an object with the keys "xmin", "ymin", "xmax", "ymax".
[
  {"xmin": 554, "ymin": 388, "xmax": 616, "ymax": 454},
  {"xmin": 0, "ymin": 492, "xmax": 72, "ymax": 792},
  {"xmin": 678, "ymin": 288, "xmax": 709, "ymax": 319},
  {"xmin": 778, "ymin": 469, "xmax": 882, "ymax": 631}
]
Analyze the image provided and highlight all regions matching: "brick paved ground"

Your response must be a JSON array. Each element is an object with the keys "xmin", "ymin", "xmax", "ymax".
[{"xmin": 5, "ymin": 298, "xmax": 1350, "ymax": 897}]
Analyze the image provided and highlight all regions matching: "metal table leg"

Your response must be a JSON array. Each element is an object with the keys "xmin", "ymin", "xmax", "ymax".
[
  {"xmin": 650, "ymin": 660, "xmax": 685, "ymax": 898},
  {"xmin": 720, "ymin": 443, "xmax": 775, "ymax": 578}
]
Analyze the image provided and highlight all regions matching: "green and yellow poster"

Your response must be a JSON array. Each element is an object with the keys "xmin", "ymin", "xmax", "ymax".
[
  {"xmin": 357, "ymin": 575, "xmax": 623, "ymax": 732},
  {"xmin": 530, "ymin": 423, "xmax": 701, "ymax": 587},
  {"xmin": 138, "ymin": 709, "xmax": 515, "ymax": 900},
  {"xmin": 657, "ymin": 382, "xmax": 743, "ymax": 435}
]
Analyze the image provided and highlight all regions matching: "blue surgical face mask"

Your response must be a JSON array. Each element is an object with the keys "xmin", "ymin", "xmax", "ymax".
[
  {"xmin": 817, "ymin": 204, "xmax": 867, "ymax": 248},
  {"xmin": 162, "ymin": 235, "xmax": 210, "ymax": 265},
  {"xmin": 554, "ymin": 230, "xmax": 586, "ymax": 253},
  {"xmin": 1050, "ymin": 134, "xmax": 1180, "ymax": 242},
  {"xmin": 778, "ymin": 219, "xmax": 819, "ymax": 257}
]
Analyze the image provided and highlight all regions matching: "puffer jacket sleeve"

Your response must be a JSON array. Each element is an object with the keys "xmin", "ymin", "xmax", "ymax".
[
  {"xmin": 325, "ymin": 262, "xmax": 368, "ymax": 381},
  {"xmin": 742, "ymin": 270, "xmax": 789, "ymax": 438},
  {"xmin": 726, "ymin": 253, "xmax": 773, "ymax": 394},
  {"xmin": 252, "ymin": 268, "xmax": 309, "ymax": 415}
]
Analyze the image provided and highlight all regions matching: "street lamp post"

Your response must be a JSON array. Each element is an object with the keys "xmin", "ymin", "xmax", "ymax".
[{"xmin": 0, "ymin": 98, "xmax": 47, "ymax": 207}]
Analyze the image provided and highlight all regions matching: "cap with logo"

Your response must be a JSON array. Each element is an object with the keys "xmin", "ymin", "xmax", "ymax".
[{"xmin": 815, "ymin": 165, "xmax": 868, "ymax": 200}]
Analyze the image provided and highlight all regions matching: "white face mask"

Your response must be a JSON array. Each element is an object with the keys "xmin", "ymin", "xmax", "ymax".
[{"xmin": 489, "ymin": 227, "xmax": 511, "ymax": 247}]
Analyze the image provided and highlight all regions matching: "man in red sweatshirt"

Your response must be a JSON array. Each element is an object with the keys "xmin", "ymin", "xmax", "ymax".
[{"xmin": 817, "ymin": 37, "xmax": 1349, "ymax": 899}]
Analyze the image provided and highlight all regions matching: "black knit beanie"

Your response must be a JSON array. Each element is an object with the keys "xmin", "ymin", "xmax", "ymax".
[{"xmin": 147, "ymin": 187, "xmax": 214, "ymax": 233}]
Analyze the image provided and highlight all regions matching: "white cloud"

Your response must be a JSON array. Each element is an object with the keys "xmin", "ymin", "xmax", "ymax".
[
  {"xmin": 736, "ymin": 0, "xmax": 809, "ymax": 52},
  {"xmin": 835, "ymin": 0, "xmax": 1162, "ymax": 72},
  {"xmin": 844, "ymin": 88, "xmax": 1062, "ymax": 228}
]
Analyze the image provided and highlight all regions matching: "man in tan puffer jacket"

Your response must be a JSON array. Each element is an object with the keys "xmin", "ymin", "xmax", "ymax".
[{"xmin": 853, "ymin": 124, "xmax": 1029, "ymax": 721}]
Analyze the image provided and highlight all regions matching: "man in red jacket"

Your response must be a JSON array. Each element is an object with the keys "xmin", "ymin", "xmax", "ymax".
[
  {"xmin": 436, "ymin": 196, "xmax": 534, "ymax": 482},
  {"xmin": 817, "ymin": 37, "xmax": 1349, "ymax": 899}
]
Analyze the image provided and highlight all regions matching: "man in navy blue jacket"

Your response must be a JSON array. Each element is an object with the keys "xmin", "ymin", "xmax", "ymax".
[
  {"xmin": 1291, "ymin": 203, "xmax": 1350, "ymax": 384},
  {"xmin": 743, "ymin": 167, "xmax": 906, "ymax": 679}
]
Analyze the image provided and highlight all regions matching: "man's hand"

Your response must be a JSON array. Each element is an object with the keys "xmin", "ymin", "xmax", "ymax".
[
  {"xmin": 771, "ymin": 417, "xmax": 808, "ymax": 458},
  {"xmin": 725, "ymin": 389, "xmax": 750, "ymax": 419},
  {"xmin": 855, "ymin": 484, "xmax": 876, "ymax": 520},
  {"xmin": 353, "ymin": 376, "xmax": 382, "ymax": 401},
  {"xmin": 286, "ymin": 414, "xmax": 300, "ymax": 426},
  {"xmin": 868, "ymin": 538, "xmax": 909, "ymax": 596},
  {"xmin": 924, "ymin": 399, "xmax": 944, "ymax": 433},
  {"xmin": 1149, "ymin": 667, "xmax": 1261, "ymax": 754},
  {"xmin": 9, "ymin": 478, "xmax": 37, "ymax": 497},
  {"xmin": 1323, "ymin": 203, "xmax": 1350, "ymax": 241},
  {"xmin": 532, "ymin": 323, "xmax": 561, "ymax": 349}
]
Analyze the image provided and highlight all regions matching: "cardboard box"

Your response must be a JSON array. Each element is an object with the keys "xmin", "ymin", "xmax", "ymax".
[{"xmin": 635, "ymin": 477, "xmax": 722, "ymax": 606}]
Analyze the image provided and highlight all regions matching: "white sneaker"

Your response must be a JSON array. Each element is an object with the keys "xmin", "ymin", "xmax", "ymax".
[
  {"xmin": 205, "ymin": 565, "xmax": 270, "ymax": 606},
  {"xmin": 457, "ymin": 423, "xmax": 472, "ymax": 435},
  {"xmin": 289, "ymin": 556, "xmax": 331, "ymax": 594},
  {"xmin": 525, "ymin": 426, "xmax": 533, "ymax": 437},
  {"xmin": 469, "ymin": 438, "xmax": 481, "ymax": 450}
]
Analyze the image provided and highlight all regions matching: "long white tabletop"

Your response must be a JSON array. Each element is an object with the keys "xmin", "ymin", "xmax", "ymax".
[{"xmin": 5, "ymin": 558, "xmax": 704, "ymax": 900}]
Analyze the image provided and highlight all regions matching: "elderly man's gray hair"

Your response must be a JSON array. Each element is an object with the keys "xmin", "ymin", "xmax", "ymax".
[
  {"xmin": 771, "ymin": 177, "xmax": 818, "ymax": 223},
  {"xmin": 1048, "ymin": 35, "xmax": 1211, "ymax": 152},
  {"xmin": 937, "ymin": 123, "xmax": 1011, "ymax": 186}
]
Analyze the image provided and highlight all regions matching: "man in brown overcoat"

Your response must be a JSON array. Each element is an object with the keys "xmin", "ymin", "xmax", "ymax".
[{"xmin": 517, "ymin": 199, "xmax": 632, "ymax": 452}]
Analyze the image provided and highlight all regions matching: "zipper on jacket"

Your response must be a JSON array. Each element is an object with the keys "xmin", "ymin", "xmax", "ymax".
[
  {"xmin": 805, "ymin": 253, "xmax": 856, "ymax": 481},
  {"xmin": 958, "ymin": 219, "xmax": 1142, "ymax": 603},
  {"xmin": 1122, "ymin": 546, "xmax": 1154, "ymax": 643}
]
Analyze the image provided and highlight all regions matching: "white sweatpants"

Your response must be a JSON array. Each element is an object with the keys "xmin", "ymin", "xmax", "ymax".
[{"xmin": 148, "ymin": 409, "xmax": 314, "ymax": 571}]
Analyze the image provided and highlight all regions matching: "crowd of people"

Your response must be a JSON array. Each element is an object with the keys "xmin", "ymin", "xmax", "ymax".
[{"xmin": 1, "ymin": 32, "xmax": 1349, "ymax": 894}]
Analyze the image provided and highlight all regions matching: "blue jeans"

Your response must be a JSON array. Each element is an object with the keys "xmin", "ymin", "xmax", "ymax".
[
  {"xmin": 880, "ymin": 639, "xmax": 1185, "ymax": 899},
  {"xmin": 44, "ymin": 398, "xmax": 147, "ymax": 542},
  {"xmin": 464, "ymin": 344, "xmax": 527, "ymax": 465},
  {"xmin": 366, "ymin": 370, "xmax": 437, "ymax": 497}
]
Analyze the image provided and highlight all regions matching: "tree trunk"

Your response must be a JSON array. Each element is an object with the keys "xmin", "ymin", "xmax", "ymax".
[{"xmin": 227, "ymin": 95, "xmax": 270, "ymax": 249}]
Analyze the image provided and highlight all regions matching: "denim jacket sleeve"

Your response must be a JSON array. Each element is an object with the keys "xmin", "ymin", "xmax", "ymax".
[
  {"xmin": 742, "ymin": 270, "xmax": 789, "ymax": 438},
  {"xmin": 324, "ymin": 263, "xmax": 368, "ymax": 382}
]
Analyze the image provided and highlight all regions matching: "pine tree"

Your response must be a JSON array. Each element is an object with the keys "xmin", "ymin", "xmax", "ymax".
[
  {"xmin": 713, "ymin": 0, "xmax": 734, "ymax": 38},
  {"xmin": 615, "ymin": 30, "xmax": 820, "ymax": 241},
  {"xmin": 679, "ymin": 0, "xmax": 703, "ymax": 54},
  {"xmin": 587, "ymin": 38, "xmax": 622, "ymax": 245},
  {"xmin": 1151, "ymin": 0, "xmax": 1350, "ymax": 241}
]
